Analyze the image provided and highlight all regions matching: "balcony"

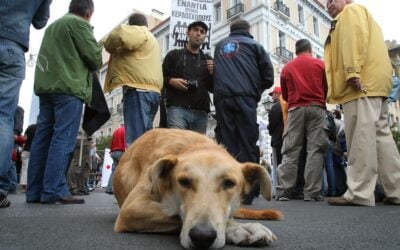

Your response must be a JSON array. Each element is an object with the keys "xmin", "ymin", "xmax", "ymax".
[
  {"xmin": 274, "ymin": 1, "xmax": 290, "ymax": 20},
  {"xmin": 227, "ymin": 3, "xmax": 244, "ymax": 20},
  {"xmin": 276, "ymin": 47, "xmax": 293, "ymax": 62}
]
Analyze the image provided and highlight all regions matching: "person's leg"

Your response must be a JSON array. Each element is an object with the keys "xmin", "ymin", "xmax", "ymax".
[
  {"xmin": 303, "ymin": 106, "xmax": 328, "ymax": 200},
  {"xmin": 0, "ymin": 38, "xmax": 25, "ymax": 203},
  {"xmin": 7, "ymin": 161, "xmax": 18, "ymax": 192},
  {"xmin": 375, "ymin": 98, "xmax": 400, "ymax": 204},
  {"xmin": 167, "ymin": 106, "xmax": 190, "ymax": 130},
  {"xmin": 188, "ymin": 109, "xmax": 208, "ymax": 134},
  {"xmin": 19, "ymin": 151, "xmax": 30, "ymax": 191},
  {"xmin": 26, "ymin": 95, "xmax": 54, "ymax": 202},
  {"xmin": 233, "ymin": 96, "xmax": 259, "ymax": 164},
  {"xmin": 276, "ymin": 108, "xmax": 305, "ymax": 199},
  {"xmin": 340, "ymin": 98, "xmax": 378, "ymax": 206},
  {"xmin": 40, "ymin": 94, "xmax": 83, "ymax": 202},
  {"xmin": 123, "ymin": 88, "xmax": 146, "ymax": 145},
  {"xmin": 324, "ymin": 142, "xmax": 336, "ymax": 196},
  {"xmin": 138, "ymin": 91, "xmax": 160, "ymax": 132},
  {"xmin": 215, "ymin": 98, "xmax": 239, "ymax": 157}
]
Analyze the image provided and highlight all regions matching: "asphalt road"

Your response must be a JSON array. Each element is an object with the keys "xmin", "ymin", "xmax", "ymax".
[{"xmin": 1, "ymin": 190, "xmax": 399, "ymax": 250}]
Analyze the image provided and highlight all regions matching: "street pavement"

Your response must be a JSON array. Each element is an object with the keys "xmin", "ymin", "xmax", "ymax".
[{"xmin": 1, "ymin": 189, "xmax": 399, "ymax": 250}]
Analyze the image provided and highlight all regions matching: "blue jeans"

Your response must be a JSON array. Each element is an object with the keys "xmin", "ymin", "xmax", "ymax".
[
  {"xmin": 322, "ymin": 141, "xmax": 336, "ymax": 196},
  {"xmin": 0, "ymin": 38, "xmax": 25, "ymax": 196},
  {"xmin": 167, "ymin": 106, "xmax": 208, "ymax": 134},
  {"xmin": 123, "ymin": 88, "xmax": 160, "ymax": 145},
  {"xmin": 26, "ymin": 94, "xmax": 83, "ymax": 202},
  {"xmin": 106, "ymin": 150, "xmax": 124, "ymax": 193}
]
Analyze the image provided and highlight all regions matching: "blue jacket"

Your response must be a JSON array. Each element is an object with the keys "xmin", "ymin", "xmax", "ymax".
[
  {"xmin": 0, "ymin": 0, "xmax": 52, "ymax": 51},
  {"xmin": 213, "ymin": 30, "xmax": 274, "ymax": 102}
]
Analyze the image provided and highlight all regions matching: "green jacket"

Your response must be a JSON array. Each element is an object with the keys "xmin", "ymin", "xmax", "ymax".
[
  {"xmin": 34, "ymin": 13, "xmax": 102, "ymax": 104},
  {"xmin": 324, "ymin": 3, "xmax": 392, "ymax": 104}
]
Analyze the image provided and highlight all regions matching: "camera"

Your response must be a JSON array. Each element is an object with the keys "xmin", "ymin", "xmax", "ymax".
[{"xmin": 186, "ymin": 79, "xmax": 198, "ymax": 90}]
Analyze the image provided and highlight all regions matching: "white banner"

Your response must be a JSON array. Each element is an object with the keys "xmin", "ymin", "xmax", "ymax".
[
  {"xmin": 169, "ymin": 0, "xmax": 213, "ymax": 53},
  {"xmin": 101, "ymin": 148, "xmax": 113, "ymax": 187}
]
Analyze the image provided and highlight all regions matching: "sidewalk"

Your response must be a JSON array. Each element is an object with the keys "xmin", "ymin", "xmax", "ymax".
[{"xmin": 1, "ymin": 190, "xmax": 399, "ymax": 249}]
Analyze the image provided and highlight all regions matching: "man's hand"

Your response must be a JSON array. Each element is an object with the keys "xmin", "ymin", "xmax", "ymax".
[
  {"xmin": 207, "ymin": 59, "xmax": 214, "ymax": 75},
  {"xmin": 347, "ymin": 77, "xmax": 367, "ymax": 93},
  {"xmin": 169, "ymin": 78, "xmax": 189, "ymax": 91}
]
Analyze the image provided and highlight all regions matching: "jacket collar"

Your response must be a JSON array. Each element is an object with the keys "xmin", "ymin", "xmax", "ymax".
[{"xmin": 229, "ymin": 30, "xmax": 254, "ymax": 39}]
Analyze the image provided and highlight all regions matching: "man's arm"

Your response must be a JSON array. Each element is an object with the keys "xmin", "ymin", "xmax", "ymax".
[
  {"xmin": 104, "ymin": 25, "xmax": 147, "ymax": 53},
  {"xmin": 32, "ymin": 0, "xmax": 52, "ymax": 29},
  {"xmin": 339, "ymin": 5, "xmax": 369, "ymax": 83},
  {"xmin": 71, "ymin": 21, "xmax": 102, "ymax": 71},
  {"xmin": 258, "ymin": 47, "xmax": 274, "ymax": 92}
]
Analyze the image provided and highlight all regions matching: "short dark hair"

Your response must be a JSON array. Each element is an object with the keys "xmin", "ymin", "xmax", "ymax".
[
  {"xmin": 69, "ymin": 0, "xmax": 94, "ymax": 17},
  {"xmin": 230, "ymin": 19, "xmax": 250, "ymax": 32},
  {"xmin": 128, "ymin": 13, "xmax": 148, "ymax": 27},
  {"xmin": 295, "ymin": 39, "xmax": 312, "ymax": 55}
]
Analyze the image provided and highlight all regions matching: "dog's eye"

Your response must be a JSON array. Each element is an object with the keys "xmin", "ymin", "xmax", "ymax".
[
  {"xmin": 178, "ymin": 178, "xmax": 192, "ymax": 188},
  {"xmin": 222, "ymin": 179, "xmax": 236, "ymax": 189}
]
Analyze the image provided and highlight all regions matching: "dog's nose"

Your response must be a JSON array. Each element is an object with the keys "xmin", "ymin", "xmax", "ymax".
[{"xmin": 189, "ymin": 223, "xmax": 217, "ymax": 249}]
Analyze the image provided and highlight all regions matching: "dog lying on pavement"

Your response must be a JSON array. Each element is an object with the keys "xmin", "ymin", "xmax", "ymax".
[{"xmin": 113, "ymin": 128, "xmax": 283, "ymax": 249}]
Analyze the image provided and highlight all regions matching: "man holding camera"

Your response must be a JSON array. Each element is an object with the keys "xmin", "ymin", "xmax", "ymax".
[{"xmin": 162, "ymin": 21, "xmax": 214, "ymax": 134}]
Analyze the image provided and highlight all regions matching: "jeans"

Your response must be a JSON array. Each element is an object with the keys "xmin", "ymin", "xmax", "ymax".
[
  {"xmin": 0, "ymin": 38, "xmax": 25, "ymax": 196},
  {"xmin": 167, "ymin": 106, "xmax": 208, "ymax": 134},
  {"xmin": 26, "ymin": 94, "xmax": 83, "ymax": 202},
  {"xmin": 123, "ymin": 88, "xmax": 160, "ymax": 145},
  {"xmin": 106, "ymin": 150, "xmax": 124, "ymax": 193},
  {"xmin": 323, "ymin": 141, "xmax": 335, "ymax": 196}
]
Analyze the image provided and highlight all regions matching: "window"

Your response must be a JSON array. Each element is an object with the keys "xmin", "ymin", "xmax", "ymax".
[
  {"xmin": 279, "ymin": 30, "xmax": 286, "ymax": 48},
  {"xmin": 230, "ymin": 0, "xmax": 242, "ymax": 6},
  {"xmin": 165, "ymin": 34, "xmax": 169, "ymax": 52},
  {"xmin": 251, "ymin": 0, "xmax": 257, "ymax": 7},
  {"xmin": 313, "ymin": 16, "xmax": 319, "ymax": 37},
  {"xmin": 108, "ymin": 128, "xmax": 111, "ymax": 136},
  {"xmin": 298, "ymin": 5, "xmax": 304, "ymax": 25},
  {"xmin": 214, "ymin": 2, "xmax": 221, "ymax": 23}
]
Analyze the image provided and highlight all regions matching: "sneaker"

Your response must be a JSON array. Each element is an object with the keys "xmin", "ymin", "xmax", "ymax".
[
  {"xmin": 276, "ymin": 189, "xmax": 291, "ymax": 201},
  {"xmin": 41, "ymin": 195, "xmax": 85, "ymax": 205},
  {"xmin": 304, "ymin": 195, "xmax": 325, "ymax": 202},
  {"xmin": 0, "ymin": 194, "xmax": 11, "ymax": 208}
]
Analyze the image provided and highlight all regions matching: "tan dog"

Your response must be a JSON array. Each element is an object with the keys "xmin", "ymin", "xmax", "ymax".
[{"xmin": 113, "ymin": 128, "xmax": 283, "ymax": 249}]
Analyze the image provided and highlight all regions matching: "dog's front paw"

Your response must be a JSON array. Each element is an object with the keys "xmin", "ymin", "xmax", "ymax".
[{"xmin": 226, "ymin": 221, "xmax": 277, "ymax": 246}]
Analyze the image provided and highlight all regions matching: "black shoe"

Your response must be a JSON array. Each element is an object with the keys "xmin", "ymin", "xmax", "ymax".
[
  {"xmin": 105, "ymin": 190, "xmax": 114, "ymax": 195},
  {"xmin": 41, "ymin": 196, "xmax": 85, "ymax": 205},
  {"xmin": 0, "ymin": 194, "xmax": 11, "ymax": 208}
]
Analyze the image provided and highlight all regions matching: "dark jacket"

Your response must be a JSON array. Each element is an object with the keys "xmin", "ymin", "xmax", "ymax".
[
  {"xmin": 267, "ymin": 101, "xmax": 284, "ymax": 147},
  {"xmin": 162, "ymin": 48, "xmax": 213, "ymax": 112},
  {"xmin": 0, "ymin": 0, "xmax": 51, "ymax": 51},
  {"xmin": 213, "ymin": 30, "xmax": 274, "ymax": 103}
]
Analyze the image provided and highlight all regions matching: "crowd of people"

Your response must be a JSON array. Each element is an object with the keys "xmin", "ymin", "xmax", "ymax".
[{"xmin": 1, "ymin": 0, "xmax": 399, "ymax": 210}]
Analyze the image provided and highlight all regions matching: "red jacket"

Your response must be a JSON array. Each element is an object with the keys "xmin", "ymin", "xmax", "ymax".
[
  {"xmin": 110, "ymin": 126, "xmax": 126, "ymax": 152},
  {"xmin": 281, "ymin": 53, "xmax": 327, "ymax": 110}
]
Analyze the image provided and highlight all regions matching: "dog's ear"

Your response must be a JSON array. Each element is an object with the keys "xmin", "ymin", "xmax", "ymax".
[
  {"xmin": 149, "ymin": 155, "xmax": 178, "ymax": 197},
  {"xmin": 241, "ymin": 163, "xmax": 272, "ymax": 201}
]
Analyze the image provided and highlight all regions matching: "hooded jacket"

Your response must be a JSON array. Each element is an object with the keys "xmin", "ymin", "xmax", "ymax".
[{"xmin": 104, "ymin": 24, "xmax": 163, "ymax": 94}]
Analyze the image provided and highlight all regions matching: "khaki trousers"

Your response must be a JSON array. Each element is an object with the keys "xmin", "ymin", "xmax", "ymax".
[
  {"xmin": 277, "ymin": 105, "xmax": 328, "ymax": 198},
  {"xmin": 342, "ymin": 97, "xmax": 400, "ymax": 206}
]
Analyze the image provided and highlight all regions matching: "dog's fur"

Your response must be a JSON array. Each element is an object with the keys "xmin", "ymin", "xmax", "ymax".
[{"xmin": 113, "ymin": 128, "xmax": 282, "ymax": 249}]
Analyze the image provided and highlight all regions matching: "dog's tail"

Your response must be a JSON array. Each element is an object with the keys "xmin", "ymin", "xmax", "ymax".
[{"xmin": 234, "ymin": 208, "xmax": 284, "ymax": 220}]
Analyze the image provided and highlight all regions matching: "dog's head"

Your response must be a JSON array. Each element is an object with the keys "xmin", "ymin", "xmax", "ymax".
[{"xmin": 149, "ymin": 145, "xmax": 272, "ymax": 249}]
